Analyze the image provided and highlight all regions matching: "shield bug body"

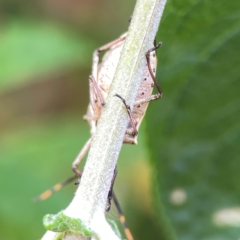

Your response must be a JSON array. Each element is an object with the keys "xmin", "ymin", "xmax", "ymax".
[
  {"xmin": 36, "ymin": 32, "xmax": 163, "ymax": 240},
  {"xmin": 83, "ymin": 32, "xmax": 162, "ymax": 146},
  {"xmin": 71, "ymin": 32, "xmax": 162, "ymax": 174}
]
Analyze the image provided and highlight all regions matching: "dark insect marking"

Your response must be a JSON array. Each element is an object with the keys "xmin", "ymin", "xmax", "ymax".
[
  {"xmin": 144, "ymin": 78, "xmax": 147, "ymax": 81},
  {"xmin": 141, "ymin": 92, "xmax": 145, "ymax": 95},
  {"xmin": 137, "ymin": 105, "xmax": 140, "ymax": 108}
]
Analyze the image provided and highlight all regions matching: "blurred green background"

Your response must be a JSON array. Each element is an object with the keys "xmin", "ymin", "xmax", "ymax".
[{"xmin": 0, "ymin": 0, "xmax": 240, "ymax": 239}]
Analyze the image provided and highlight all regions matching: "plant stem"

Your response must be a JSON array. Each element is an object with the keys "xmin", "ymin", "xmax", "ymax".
[{"xmin": 41, "ymin": 0, "xmax": 167, "ymax": 239}]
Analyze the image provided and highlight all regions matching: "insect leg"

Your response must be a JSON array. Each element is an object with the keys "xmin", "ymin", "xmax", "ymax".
[
  {"xmin": 133, "ymin": 93, "xmax": 161, "ymax": 106},
  {"xmin": 114, "ymin": 94, "xmax": 138, "ymax": 137},
  {"xmin": 145, "ymin": 42, "xmax": 163, "ymax": 96},
  {"xmin": 95, "ymin": 35, "xmax": 126, "ymax": 54},
  {"xmin": 112, "ymin": 191, "xmax": 134, "ymax": 240},
  {"xmin": 72, "ymin": 137, "xmax": 92, "ymax": 176},
  {"xmin": 89, "ymin": 75, "xmax": 105, "ymax": 106}
]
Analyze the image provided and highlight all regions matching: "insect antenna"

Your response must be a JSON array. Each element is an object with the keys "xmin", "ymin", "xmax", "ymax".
[
  {"xmin": 112, "ymin": 191, "xmax": 134, "ymax": 240},
  {"xmin": 33, "ymin": 174, "xmax": 78, "ymax": 202}
]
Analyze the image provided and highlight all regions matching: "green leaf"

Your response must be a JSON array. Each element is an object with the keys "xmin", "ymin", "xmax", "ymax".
[
  {"xmin": 43, "ymin": 211, "xmax": 93, "ymax": 236},
  {"xmin": 147, "ymin": 1, "xmax": 240, "ymax": 239}
]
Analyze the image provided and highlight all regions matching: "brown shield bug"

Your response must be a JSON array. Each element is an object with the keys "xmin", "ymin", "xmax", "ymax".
[
  {"xmin": 35, "ymin": 32, "xmax": 163, "ymax": 240},
  {"xmin": 71, "ymin": 31, "xmax": 162, "ymax": 173}
]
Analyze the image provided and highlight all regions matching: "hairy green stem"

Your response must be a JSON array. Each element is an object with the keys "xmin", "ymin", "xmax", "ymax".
[{"xmin": 41, "ymin": 0, "xmax": 167, "ymax": 239}]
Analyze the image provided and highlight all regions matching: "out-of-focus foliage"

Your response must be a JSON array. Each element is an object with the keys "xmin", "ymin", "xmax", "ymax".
[
  {"xmin": 147, "ymin": 0, "xmax": 240, "ymax": 239},
  {"xmin": 0, "ymin": 115, "xmax": 89, "ymax": 239},
  {"xmin": 0, "ymin": 19, "xmax": 93, "ymax": 91}
]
